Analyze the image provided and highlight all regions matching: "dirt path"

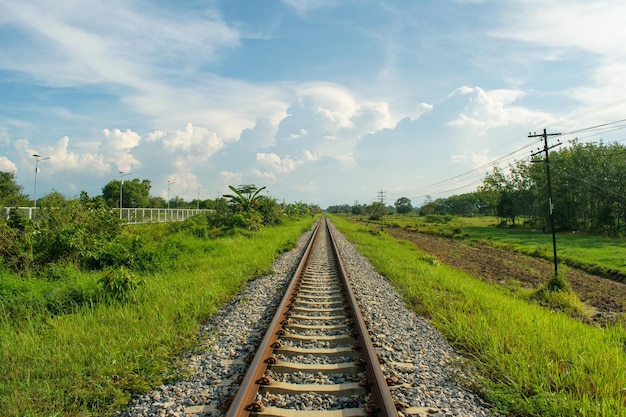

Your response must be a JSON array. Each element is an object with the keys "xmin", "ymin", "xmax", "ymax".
[{"xmin": 385, "ymin": 228, "xmax": 626, "ymax": 324}]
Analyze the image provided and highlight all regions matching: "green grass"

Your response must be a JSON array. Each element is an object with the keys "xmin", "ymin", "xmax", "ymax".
[
  {"xmin": 330, "ymin": 215, "xmax": 626, "ymax": 417},
  {"xmin": 380, "ymin": 214, "xmax": 626, "ymax": 281},
  {"xmin": 0, "ymin": 217, "xmax": 317, "ymax": 416}
]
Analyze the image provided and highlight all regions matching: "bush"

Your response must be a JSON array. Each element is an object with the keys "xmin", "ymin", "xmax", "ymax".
[
  {"xmin": 33, "ymin": 200, "xmax": 122, "ymax": 268},
  {"xmin": 0, "ymin": 221, "xmax": 33, "ymax": 272},
  {"xmin": 98, "ymin": 266, "xmax": 145, "ymax": 303}
]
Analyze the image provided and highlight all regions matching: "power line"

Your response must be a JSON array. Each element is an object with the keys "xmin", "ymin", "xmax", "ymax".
[
  {"xmin": 561, "ymin": 118, "xmax": 626, "ymax": 136},
  {"xmin": 388, "ymin": 137, "xmax": 542, "ymax": 201}
]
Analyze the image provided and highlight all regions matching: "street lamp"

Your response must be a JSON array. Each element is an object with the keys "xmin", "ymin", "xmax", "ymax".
[
  {"xmin": 32, "ymin": 153, "xmax": 50, "ymax": 219},
  {"xmin": 197, "ymin": 186, "xmax": 204, "ymax": 210},
  {"xmin": 167, "ymin": 180, "xmax": 175, "ymax": 210},
  {"xmin": 119, "ymin": 171, "xmax": 130, "ymax": 219}
]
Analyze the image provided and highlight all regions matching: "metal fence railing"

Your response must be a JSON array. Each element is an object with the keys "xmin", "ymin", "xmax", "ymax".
[{"xmin": 2, "ymin": 207, "xmax": 208, "ymax": 224}]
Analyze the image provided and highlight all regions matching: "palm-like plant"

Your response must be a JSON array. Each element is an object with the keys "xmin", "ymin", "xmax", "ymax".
[{"xmin": 223, "ymin": 185, "xmax": 267, "ymax": 213}]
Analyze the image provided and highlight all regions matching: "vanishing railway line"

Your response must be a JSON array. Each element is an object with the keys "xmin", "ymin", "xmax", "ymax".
[
  {"xmin": 225, "ymin": 217, "xmax": 399, "ymax": 416},
  {"xmin": 124, "ymin": 218, "xmax": 494, "ymax": 417}
]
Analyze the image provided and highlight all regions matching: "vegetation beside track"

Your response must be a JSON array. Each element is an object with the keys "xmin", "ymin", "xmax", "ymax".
[
  {"xmin": 380, "ymin": 214, "xmax": 626, "ymax": 283},
  {"xmin": 0, "ymin": 216, "xmax": 317, "ymax": 416},
  {"xmin": 331, "ymin": 215, "xmax": 626, "ymax": 417}
]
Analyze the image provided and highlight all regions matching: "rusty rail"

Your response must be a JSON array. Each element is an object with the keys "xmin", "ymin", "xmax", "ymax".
[{"xmin": 225, "ymin": 217, "xmax": 397, "ymax": 417}]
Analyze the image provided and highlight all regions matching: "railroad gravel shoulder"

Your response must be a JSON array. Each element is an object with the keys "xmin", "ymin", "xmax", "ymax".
[{"xmin": 117, "ymin": 222, "xmax": 498, "ymax": 417}]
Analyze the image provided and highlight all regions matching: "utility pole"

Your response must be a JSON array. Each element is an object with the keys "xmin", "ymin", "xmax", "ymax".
[
  {"xmin": 32, "ymin": 154, "xmax": 50, "ymax": 220},
  {"xmin": 378, "ymin": 190, "xmax": 386, "ymax": 230},
  {"xmin": 119, "ymin": 171, "xmax": 130, "ymax": 220},
  {"xmin": 529, "ymin": 128, "xmax": 561, "ymax": 276},
  {"xmin": 197, "ymin": 186, "xmax": 204, "ymax": 210}
]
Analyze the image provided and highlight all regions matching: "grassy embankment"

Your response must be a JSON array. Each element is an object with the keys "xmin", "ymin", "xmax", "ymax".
[
  {"xmin": 330, "ymin": 215, "xmax": 626, "ymax": 417},
  {"xmin": 381, "ymin": 214, "xmax": 626, "ymax": 281},
  {"xmin": 0, "ymin": 217, "xmax": 316, "ymax": 417}
]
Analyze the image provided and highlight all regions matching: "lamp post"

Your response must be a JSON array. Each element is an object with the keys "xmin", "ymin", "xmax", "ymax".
[
  {"xmin": 119, "ymin": 171, "xmax": 130, "ymax": 219},
  {"xmin": 167, "ymin": 180, "xmax": 175, "ymax": 210},
  {"xmin": 32, "ymin": 153, "xmax": 50, "ymax": 219},
  {"xmin": 196, "ymin": 186, "xmax": 204, "ymax": 210}
]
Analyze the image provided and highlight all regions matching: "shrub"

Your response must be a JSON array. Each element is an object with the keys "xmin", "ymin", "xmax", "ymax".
[{"xmin": 98, "ymin": 266, "xmax": 145, "ymax": 302}]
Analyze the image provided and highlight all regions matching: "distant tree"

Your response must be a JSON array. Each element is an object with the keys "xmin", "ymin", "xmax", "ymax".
[
  {"xmin": 102, "ymin": 178, "xmax": 150, "ymax": 208},
  {"xmin": 37, "ymin": 190, "xmax": 67, "ymax": 207},
  {"xmin": 366, "ymin": 201, "xmax": 387, "ymax": 220},
  {"xmin": 168, "ymin": 196, "xmax": 186, "ymax": 209},
  {"xmin": 149, "ymin": 196, "xmax": 166, "ymax": 208},
  {"xmin": 351, "ymin": 204, "xmax": 364, "ymax": 215},
  {"xmin": 0, "ymin": 171, "xmax": 29, "ymax": 207},
  {"xmin": 394, "ymin": 197, "xmax": 413, "ymax": 214},
  {"xmin": 326, "ymin": 204, "xmax": 352, "ymax": 214}
]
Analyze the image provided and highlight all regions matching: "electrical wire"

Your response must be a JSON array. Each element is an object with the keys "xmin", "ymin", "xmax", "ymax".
[{"xmin": 366, "ymin": 116, "xmax": 626, "ymax": 207}]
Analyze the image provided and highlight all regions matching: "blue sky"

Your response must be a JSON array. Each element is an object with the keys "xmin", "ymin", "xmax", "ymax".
[{"xmin": 1, "ymin": 0, "xmax": 626, "ymax": 208}]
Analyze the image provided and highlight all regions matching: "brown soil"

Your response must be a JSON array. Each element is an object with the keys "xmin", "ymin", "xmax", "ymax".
[{"xmin": 385, "ymin": 228, "xmax": 626, "ymax": 325}]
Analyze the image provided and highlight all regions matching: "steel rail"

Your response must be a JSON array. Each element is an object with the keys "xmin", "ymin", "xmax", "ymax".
[
  {"xmin": 225, "ymin": 217, "xmax": 397, "ymax": 417},
  {"xmin": 225, "ymin": 218, "xmax": 322, "ymax": 417},
  {"xmin": 326, "ymin": 220, "xmax": 397, "ymax": 416}
]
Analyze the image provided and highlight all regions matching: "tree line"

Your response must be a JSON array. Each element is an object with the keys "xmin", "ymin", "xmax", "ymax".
[
  {"xmin": 0, "ymin": 173, "xmax": 319, "ymax": 275},
  {"xmin": 1, "ymin": 174, "xmax": 217, "ymax": 210},
  {"xmin": 328, "ymin": 140, "xmax": 626, "ymax": 237},
  {"xmin": 419, "ymin": 140, "xmax": 626, "ymax": 236}
]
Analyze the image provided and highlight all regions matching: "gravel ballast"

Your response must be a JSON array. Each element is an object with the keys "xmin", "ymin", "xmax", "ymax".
[{"xmin": 118, "ymin": 221, "xmax": 496, "ymax": 417}]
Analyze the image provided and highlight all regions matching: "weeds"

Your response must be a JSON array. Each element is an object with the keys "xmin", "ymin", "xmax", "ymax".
[
  {"xmin": 0, "ymin": 216, "xmax": 317, "ymax": 416},
  {"xmin": 331, "ymin": 215, "xmax": 626, "ymax": 417}
]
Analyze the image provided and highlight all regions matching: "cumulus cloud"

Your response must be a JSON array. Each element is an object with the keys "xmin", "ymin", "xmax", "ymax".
[
  {"xmin": 100, "ymin": 128, "xmax": 141, "ymax": 172},
  {"xmin": 274, "ymin": 83, "xmax": 393, "ymax": 169},
  {"xmin": 0, "ymin": 156, "xmax": 17, "ymax": 172},
  {"xmin": 413, "ymin": 103, "xmax": 433, "ymax": 120},
  {"xmin": 159, "ymin": 123, "xmax": 226, "ymax": 160},
  {"xmin": 239, "ymin": 118, "xmax": 279, "ymax": 149},
  {"xmin": 256, "ymin": 152, "xmax": 299, "ymax": 173},
  {"xmin": 446, "ymin": 86, "xmax": 540, "ymax": 134}
]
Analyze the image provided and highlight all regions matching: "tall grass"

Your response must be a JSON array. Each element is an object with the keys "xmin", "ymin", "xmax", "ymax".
[
  {"xmin": 330, "ymin": 215, "xmax": 626, "ymax": 417},
  {"xmin": 0, "ymin": 217, "xmax": 316, "ymax": 416}
]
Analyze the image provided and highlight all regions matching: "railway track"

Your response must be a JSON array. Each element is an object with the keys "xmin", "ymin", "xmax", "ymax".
[{"xmin": 225, "ymin": 218, "xmax": 398, "ymax": 417}]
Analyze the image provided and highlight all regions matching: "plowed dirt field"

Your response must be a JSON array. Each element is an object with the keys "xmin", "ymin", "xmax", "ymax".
[{"xmin": 386, "ymin": 228, "xmax": 626, "ymax": 326}]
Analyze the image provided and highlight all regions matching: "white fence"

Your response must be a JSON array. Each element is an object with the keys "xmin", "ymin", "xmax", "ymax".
[
  {"xmin": 2, "ymin": 207, "xmax": 209, "ymax": 224},
  {"xmin": 116, "ymin": 208, "xmax": 208, "ymax": 224}
]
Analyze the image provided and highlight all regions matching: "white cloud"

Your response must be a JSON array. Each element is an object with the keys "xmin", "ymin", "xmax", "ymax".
[
  {"xmin": 256, "ymin": 152, "xmax": 299, "ymax": 173},
  {"xmin": 101, "ymin": 128, "xmax": 141, "ymax": 172},
  {"xmin": 0, "ymin": 156, "xmax": 17, "ymax": 172},
  {"xmin": 446, "ymin": 87, "xmax": 543, "ymax": 134},
  {"xmin": 219, "ymin": 171, "xmax": 243, "ymax": 188},
  {"xmin": 0, "ymin": 0, "xmax": 240, "ymax": 89},
  {"xmin": 159, "ymin": 123, "xmax": 225, "ymax": 160},
  {"xmin": 413, "ymin": 103, "xmax": 433, "ymax": 120},
  {"xmin": 275, "ymin": 83, "xmax": 393, "ymax": 169},
  {"xmin": 492, "ymin": 1, "xmax": 626, "ymax": 57}
]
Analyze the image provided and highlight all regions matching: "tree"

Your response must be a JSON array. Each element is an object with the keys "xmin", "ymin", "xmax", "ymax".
[
  {"xmin": 223, "ymin": 184, "xmax": 267, "ymax": 213},
  {"xmin": 366, "ymin": 201, "xmax": 387, "ymax": 220},
  {"xmin": 394, "ymin": 197, "xmax": 413, "ymax": 214},
  {"xmin": 0, "ymin": 171, "xmax": 29, "ymax": 207},
  {"xmin": 102, "ymin": 178, "xmax": 150, "ymax": 208},
  {"xmin": 37, "ymin": 190, "xmax": 67, "ymax": 207}
]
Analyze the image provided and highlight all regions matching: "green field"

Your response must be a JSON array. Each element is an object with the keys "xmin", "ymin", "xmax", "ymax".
[
  {"xmin": 331, "ymin": 215, "xmax": 626, "ymax": 417},
  {"xmin": 0, "ymin": 217, "xmax": 317, "ymax": 417},
  {"xmin": 2, "ymin": 214, "xmax": 626, "ymax": 416},
  {"xmin": 381, "ymin": 214, "xmax": 626, "ymax": 281}
]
